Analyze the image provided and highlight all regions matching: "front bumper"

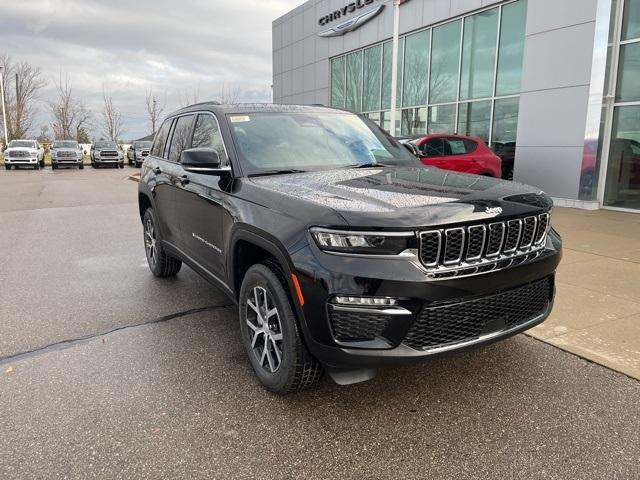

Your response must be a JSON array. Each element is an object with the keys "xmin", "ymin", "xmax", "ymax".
[
  {"xmin": 5, "ymin": 158, "xmax": 38, "ymax": 164},
  {"xmin": 94, "ymin": 158, "xmax": 123, "ymax": 164},
  {"xmin": 291, "ymin": 230, "xmax": 562, "ymax": 370}
]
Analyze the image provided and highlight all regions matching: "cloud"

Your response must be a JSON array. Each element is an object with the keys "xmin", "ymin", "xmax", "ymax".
[{"xmin": 0, "ymin": 0, "xmax": 302, "ymax": 140}]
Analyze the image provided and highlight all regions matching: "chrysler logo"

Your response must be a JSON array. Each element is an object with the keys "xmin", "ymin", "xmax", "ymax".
[
  {"xmin": 485, "ymin": 207, "xmax": 503, "ymax": 215},
  {"xmin": 318, "ymin": 2, "xmax": 385, "ymax": 37}
]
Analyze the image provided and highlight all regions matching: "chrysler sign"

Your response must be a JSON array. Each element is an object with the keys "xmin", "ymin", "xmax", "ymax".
[{"xmin": 317, "ymin": 0, "xmax": 384, "ymax": 37}]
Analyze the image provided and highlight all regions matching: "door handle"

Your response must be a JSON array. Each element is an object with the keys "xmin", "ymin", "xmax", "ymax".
[
  {"xmin": 153, "ymin": 166, "xmax": 162, "ymax": 175},
  {"xmin": 178, "ymin": 174, "xmax": 190, "ymax": 185}
]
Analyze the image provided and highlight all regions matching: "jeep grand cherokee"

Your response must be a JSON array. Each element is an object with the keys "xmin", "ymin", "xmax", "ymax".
[{"xmin": 138, "ymin": 103, "xmax": 562, "ymax": 394}]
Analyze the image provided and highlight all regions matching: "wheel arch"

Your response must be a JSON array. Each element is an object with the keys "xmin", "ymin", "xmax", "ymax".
[{"xmin": 229, "ymin": 227, "xmax": 298, "ymax": 302}]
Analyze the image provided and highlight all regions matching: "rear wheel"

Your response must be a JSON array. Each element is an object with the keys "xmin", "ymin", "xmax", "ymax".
[
  {"xmin": 239, "ymin": 263, "xmax": 322, "ymax": 394},
  {"xmin": 143, "ymin": 208, "xmax": 182, "ymax": 277}
]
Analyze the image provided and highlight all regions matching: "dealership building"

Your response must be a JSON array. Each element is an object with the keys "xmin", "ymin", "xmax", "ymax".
[{"xmin": 272, "ymin": 0, "xmax": 640, "ymax": 212}]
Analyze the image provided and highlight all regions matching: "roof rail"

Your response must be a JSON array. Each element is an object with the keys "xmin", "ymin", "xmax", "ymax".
[{"xmin": 186, "ymin": 100, "xmax": 222, "ymax": 107}]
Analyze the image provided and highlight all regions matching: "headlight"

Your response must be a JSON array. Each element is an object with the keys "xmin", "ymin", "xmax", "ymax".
[{"xmin": 310, "ymin": 228, "xmax": 414, "ymax": 255}]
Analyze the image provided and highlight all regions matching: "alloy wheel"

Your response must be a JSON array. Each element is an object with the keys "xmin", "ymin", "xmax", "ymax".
[
  {"xmin": 144, "ymin": 217, "xmax": 157, "ymax": 267},
  {"xmin": 246, "ymin": 286, "xmax": 284, "ymax": 373}
]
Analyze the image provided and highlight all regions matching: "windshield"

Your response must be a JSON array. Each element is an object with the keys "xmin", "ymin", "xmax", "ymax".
[
  {"xmin": 53, "ymin": 141, "xmax": 78, "ymax": 148},
  {"xmin": 9, "ymin": 141, "xmax": 35, "ymax": 148},
  {"xmin": 95, "ymin": 141, "xmax": 117, "ymax": 149},
  {"xmin": 134, "ymin": 141, "xmax": 152, "ymax": 148},
  {"xmin": 228, "ymin": 112, "xmax": 418, "ymax": 175}
]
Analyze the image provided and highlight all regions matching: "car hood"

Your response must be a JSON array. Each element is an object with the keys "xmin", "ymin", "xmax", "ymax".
[
  {"xmin": 6, "ymin": 148, "xmax": 36, "ymax": 153},
  {"xmin": 249, "ymin": 167, "xmax": 553, "ymax": 228},
  {"xmin": 53, "ymin": 148, "xmax": 80, "ymax": 153}
]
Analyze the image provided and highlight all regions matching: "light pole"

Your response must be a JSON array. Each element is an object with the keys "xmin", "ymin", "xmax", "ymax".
[
  {"xmin": 389, "ymin": 0, "xmax": 401, "ymax": 137},
  {"xmin": 0, "ymin": 66, "xmax": 8, "ymax": 148}
]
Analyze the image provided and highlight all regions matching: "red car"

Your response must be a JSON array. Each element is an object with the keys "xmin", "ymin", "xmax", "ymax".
[{"xmin": 399, "ymin": 134, "xmax": 502, "ymax": 178}]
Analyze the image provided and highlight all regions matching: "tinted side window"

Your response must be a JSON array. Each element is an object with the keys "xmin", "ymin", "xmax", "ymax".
[
  {"xmin": 151, "ymin": 120, "xmax": 172, "ymax": 158},
  {"xmin": 420, "ymin": 138, "xmax": 445, "ymax": 157},
  {"xmin": 167, "ymin": 115, "xmax": 195, "ymax": 163},
  {"xmin": 191, "ymin": 114, "xmax": 227, "ymax": 165},
  {"xmin": 446, "ymin": 139, "xmax": 467, "ymax": 155}
]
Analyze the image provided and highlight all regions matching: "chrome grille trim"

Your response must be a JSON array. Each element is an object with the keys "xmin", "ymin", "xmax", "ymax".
[
  {"xmin": 418, "ymin": 213, "xmax": 551, "ymax": 279},
  {"xmin": 486, "ymin": 222, "xmax": 506, "ymax": 258},
  {"xmin": 443, "ymin": 228, "xmax": 465, "ymax": 265},
  {"xmin": 466, "ymin": 225, "xmax": 486, "ymax": 261},
  {"xmin": 418, "ymin": 231, "xmax": 442, "ymax": 267}
]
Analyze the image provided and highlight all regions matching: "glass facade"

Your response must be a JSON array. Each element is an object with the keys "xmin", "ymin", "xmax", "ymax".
[
  {"xmin": 603, "ymin": 0, "xmax": 640, "ymax": 210},
  {"xmin": 329, "ymin": 0, "xmax": 527, "ymax": 150}
]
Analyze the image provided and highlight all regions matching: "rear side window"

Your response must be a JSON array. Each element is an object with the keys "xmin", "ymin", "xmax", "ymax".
[
  {"xmin": 420, "ymin": 138, "xmax": 445, "ymax": 157},
  {"xmin": 167, "ymin": 115, "xmax": 195, "ymax": 163},
  {"xmin": 151, "ymin": 120, "xmax": 172, "ymax": 158},
  {"xmin": 191, "ymin": 114, "xmax": 227, "ymax": 165},
  {"xmin": 443, "ymin": 138, "xmax": 477, "ymax": 155}
]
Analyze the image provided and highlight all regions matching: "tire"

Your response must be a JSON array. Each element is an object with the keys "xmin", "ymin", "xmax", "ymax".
[
  {"xmin": 119, "ymin": 163, "xmax": 124, "ymax": 169},
  {"xmin": 239, "ymin": 263, "xmax": 322, "ymax": 394},
  {"xmin": 52, "ymin": 164, "xmax": 57, "ymax": 170},
  {"xmin": 34, "ymin": 163, "xmax": 40, "ymax": 170},
  {"xmin": 40, "ymin": 159, "xmax": 45, "ymax": 168},
  {"xmin": 91, "ymin": 162, "xmax": 97, "ymax": 168},
  {"xmin": 142, "ymin": 208, "xmax": 182, "ymax": 277},
  {"xmin": 5, "ymin": 165, "xmax": 10, "ymax": 170},
  {"xmin": 79, "ymin": 164, "xmax": 84, "ymax": 170}
]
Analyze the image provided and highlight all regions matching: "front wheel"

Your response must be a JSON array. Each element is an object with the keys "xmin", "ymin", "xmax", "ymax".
[
  {"xmin": 239, "ymin": 264, "xmax": 322, "ymax": 394},
  {"xmin": 143, "ymin": 208, "xmax": 182, "ymax": 277},
  {"xmin": 5, "ymin": 165, "xmax": 10, "ymax": 170},
  {"xmin": 79, "ymin": 163, "xmax": 84, "ymax": 169}
]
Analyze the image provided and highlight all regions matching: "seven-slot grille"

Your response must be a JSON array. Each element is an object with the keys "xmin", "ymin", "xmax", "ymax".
[{"xmin": 419, "ymin": 213, "xmax": 550, "ymax": 272}]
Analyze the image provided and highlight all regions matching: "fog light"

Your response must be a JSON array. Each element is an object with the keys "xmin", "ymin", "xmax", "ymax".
[{"xmin": 333, "ymin": 296, "xmax": 398, "ymax": 306}]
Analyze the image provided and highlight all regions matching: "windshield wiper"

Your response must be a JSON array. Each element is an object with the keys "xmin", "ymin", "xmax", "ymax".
[
  {"xmin": 249, "ymin": 169, "xmax": 307, "ymax": 177},
  {"xmin": 346, "ymin": 162, "xmax": 391, "ymax": 169}
]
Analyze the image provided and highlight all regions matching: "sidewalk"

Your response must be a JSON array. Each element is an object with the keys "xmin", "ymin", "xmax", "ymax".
[{"xmin": 528, "ymin": 207, "xmax": 640, "ymax": 379}]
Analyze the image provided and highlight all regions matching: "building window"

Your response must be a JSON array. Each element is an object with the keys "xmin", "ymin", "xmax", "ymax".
[
  {"xmin": 458, "ymin": 100, "xmax": 492, "ymax": 142},
  {"xmin": 460, "ymin": 8, "xmax": 499, "ymax": 101},
  {"xmin": 345, "ymin": 51, "xmax": 363, "ymax": 112},
  {"xmin": 330, "ymin": 56, "xmax": 345, "ymax": 108},
  {"xmin": 622, "ymin": 0, "xmax": 640, "ymax": 40},
  {"xmin": 329, "ymin": 0, "xmax": 527, "ymax": 154},
  {"xmin": 496, "ymin": 0, "xmax": 527, "ymax": 96},
  {"xmin": 382, "ymin": 38, "xmax": 404, "ymax": 110},
  {"xmin": 428, "ymin": 104, "xmax": 457, "ymax": 134},
  {"xmin": 401, "ymin": 107, "xmax": 428, "ymax": 135},
  {"xmin": 616, "ymin": 42, "xmax": 640, "ymax": 102},
  {"xmin": 363, "ymin": 45, "xmax": 382, "ymax": 112},
  {"xmin": 402, "ymin": 30, "xmax": 430, "ymax": 107},
  {"xmin": 430, "ymin": 20, "xmax": 461, "ymax": 105}
]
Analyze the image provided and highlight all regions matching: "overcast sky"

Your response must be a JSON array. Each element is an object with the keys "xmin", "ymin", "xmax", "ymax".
[{"xmin": 0, "ymin": 0, "xmax": 302, "ymax": 140}]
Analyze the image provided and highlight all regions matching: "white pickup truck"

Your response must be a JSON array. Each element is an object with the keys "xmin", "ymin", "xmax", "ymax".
[{"xmin": 3, "ymin": 139, "xmax": 45, "ymax": 170}]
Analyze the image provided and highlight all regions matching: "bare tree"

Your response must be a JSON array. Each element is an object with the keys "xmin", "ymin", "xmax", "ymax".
[
  {"xmin": 101, "ymin": 85, "xmax": 124, "ymax": 142},
  {"xmin": 217, "ymin": 82, "xmax": 241, "ymax": 104},
  {"xmin": 50, "ymin": 74, "xmax": 92, "ymax": 140},
  {"xmin": 145, "ymin": 87, "xmax": 166, "ymax": 135},
  {"xmin": 0, "ymin": 54, "xmax": 46, "ymax": 140},
  {"xmin": 178, "ymin": 84, "xmax": 201, "ymax": 107}
]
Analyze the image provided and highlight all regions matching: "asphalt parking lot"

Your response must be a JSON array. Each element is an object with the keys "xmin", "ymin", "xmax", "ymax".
[{"xmin": 1, "ymin": 167, "xmax": 639, "ymax": 479}]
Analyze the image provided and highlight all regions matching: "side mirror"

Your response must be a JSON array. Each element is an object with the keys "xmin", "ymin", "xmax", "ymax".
[{"xmin": 180, "ymin": 148, "xmax": 224, "ymax": 174}]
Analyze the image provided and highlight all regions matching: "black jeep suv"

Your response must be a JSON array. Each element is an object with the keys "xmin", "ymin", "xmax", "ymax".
[{"xmin": 138, "ymin": 103, "xmax": 561, "ymax": 394}]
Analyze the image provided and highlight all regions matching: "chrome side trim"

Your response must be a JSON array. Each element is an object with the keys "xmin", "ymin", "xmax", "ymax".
[{"xmin": 330, "ymin": 305, "xmax": 413, "ymax": 316}]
